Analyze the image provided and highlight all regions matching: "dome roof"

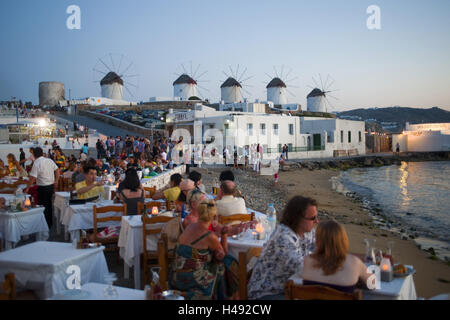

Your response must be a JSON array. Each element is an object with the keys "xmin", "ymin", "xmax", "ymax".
[
  {"xmin": 100, "ymin": 72, "xmax": 123, "ymax": 86},
  {"xmin": 220, "ymin": 77, "xmax": 242, "ymax": 88},
  {"xmin": 173, "ymin": 74, "xmax": 197, "ymax": 85},
  {"xmin": 307, "ymin": 88, "xmax": 325, "ymax": 98},
  {"xmin": 266, "ymin": 77, "xmax": 287, "ymax": 88}
]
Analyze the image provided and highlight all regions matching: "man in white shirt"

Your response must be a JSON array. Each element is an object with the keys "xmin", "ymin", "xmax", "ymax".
[
  {"xmin": 25, "ymin": 147, "xmax": 59, "ymax": 228},
  {"xmin": 216, "ymin": 180, "xmax": 248, "ymax": 225}
]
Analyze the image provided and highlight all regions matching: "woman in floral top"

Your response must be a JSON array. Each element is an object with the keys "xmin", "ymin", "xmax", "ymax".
[{"xmin": 248, "ymin": 196, "xmax": 319, "ymax": 299}]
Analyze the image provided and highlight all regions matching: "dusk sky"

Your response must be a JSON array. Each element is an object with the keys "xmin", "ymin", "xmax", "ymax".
[{"xmin": 1, "ymin": 0, "xmax": 449, "ymax": 111}]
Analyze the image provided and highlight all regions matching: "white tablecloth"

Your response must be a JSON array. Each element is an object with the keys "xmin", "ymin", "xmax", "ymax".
[
  {"xmin": 289, "ymin": 269, "xmax": 417, "ymax": 300},
  {"xmin": 54, "ymin": 192, "xmax": 70, "ymax": 235},
  {"xmin": 226, "ymin": 209, "xmax": 267, "ymax": 260},
  {"xmin": 61, "ymin": 200, "xmax": 124, "ymax": 240},
  {"xmin": 0, "ymin": 206, "xmax": 49, "ymax": 250},
  {"xmin": 0, "ymin": 241, "xmax": 109, "ymax": 299},
  {"xmin": 82, "ymin": 282, "xmax": 145, "ymax": 300}
]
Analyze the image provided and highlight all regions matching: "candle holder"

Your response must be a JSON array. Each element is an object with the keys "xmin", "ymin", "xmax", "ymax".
[{"xmin": 380, "ymin": 257, "xmax": 393, "ymax": 282}]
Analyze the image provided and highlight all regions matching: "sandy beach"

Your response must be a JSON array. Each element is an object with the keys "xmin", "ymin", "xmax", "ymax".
[{"xmin": 199, "ymin": 166, "xmax": 450, "ymax": 298}]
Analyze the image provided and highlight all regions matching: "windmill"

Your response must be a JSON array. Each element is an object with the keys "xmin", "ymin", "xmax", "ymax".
[
  {"xmin": 173, "ymin": 61, "xmax": 209, "ymax": 101},
  {"xmin": 220, "ymin": 64, "xmax": 253, "ymax": 103},
  {"xmin": 264, "ymin": 65, "xmax": 299, "ymax": 105},
  {"xmin": 92, "ymin": 53, "xmax": 139, "ymax": 101},
  {"xmin": 306, "ymin": 74, "xmax": 339, "ymax": 113}
]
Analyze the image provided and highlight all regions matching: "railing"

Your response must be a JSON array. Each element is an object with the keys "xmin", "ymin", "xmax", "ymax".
[{"xmin": 265, "ymin": 145, "xmax": 325, "ymax": 154}]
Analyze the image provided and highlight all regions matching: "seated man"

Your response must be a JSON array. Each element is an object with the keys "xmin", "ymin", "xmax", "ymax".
[
  {"xmin": 152, "ymin": 173, "xmax": 182, "ymax": 201},
  {"xmin": 215, "ymin": 170, "xmax": 244, "ymax": 200},
  {"xmin": 97, "ymin": 159, "xmax": 110, "ymax": 174},
  {"xmin": 216, "ymin": 180, "xmax": 248, "ymax": 225},
  {"xmin": 75, "ymin": 165, "xmax": 105, "ymax": 200}
]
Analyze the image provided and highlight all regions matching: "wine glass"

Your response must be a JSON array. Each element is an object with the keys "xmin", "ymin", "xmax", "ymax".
[{"xmin": 103, "ymin": 272, "xmax": 118, "ymax": 299}]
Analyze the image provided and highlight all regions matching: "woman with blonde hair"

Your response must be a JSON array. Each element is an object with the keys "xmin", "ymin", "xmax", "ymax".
[
  {"xmin": 301, "ymin": 220, "xmax": 374, "ymax": 293},
  {"xmin": 7, "ymin": 153, "xmax": 27, "ymax": 178},
  {"xmin": 169, "ymin": 199, "xmax": 239, "ymax": 300}
]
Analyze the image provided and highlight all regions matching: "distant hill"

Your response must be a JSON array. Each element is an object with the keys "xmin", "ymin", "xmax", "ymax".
[{"xmin": 337, "ymin": 107, "xmax": 450, "ymax": 132}]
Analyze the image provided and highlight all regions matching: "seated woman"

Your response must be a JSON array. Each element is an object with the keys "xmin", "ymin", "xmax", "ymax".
[
  {"xmin": 301, "ymin": 220, "xmax": 375, "ymax": 293},
  {"xmin": 248, "ymin": 196, "xmax": 318, "ymax": 300},
  {"xmin": 0, "ymin": 159, "xmax": 9, "ymax": 177},
  {"xmin": 63, "ymin": 162, "xmax": 77, "ymax": 179},
  {"xmin": 152, "ymin": 173, "xmax": 182, "ymax": 201},
  {"xmin": 6, "ymin": 153, "xmax": 27, "ymax": 178},
  {"xmin": 169, "ymin": 199, "xmax": 239, "ymax": 300},
  {"xmin": 118, "ymin": 168, "xmax": 144, "ymax": 215},
  {"xmin": 176, "ymin": 179, "xmax": 196, "ymax": 216},
  {"xmin": 75, "ymin": 165, "xmax": 105, "ymax": 200}
]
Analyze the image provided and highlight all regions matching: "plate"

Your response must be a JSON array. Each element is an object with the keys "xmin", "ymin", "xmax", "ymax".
[
  {"xmin": 394, "ymin": 265, "xmax": 415, "ymax": 277},
  {"xmin": 52, "ymin": 289, "xmax": 91, "ymax": 300}
]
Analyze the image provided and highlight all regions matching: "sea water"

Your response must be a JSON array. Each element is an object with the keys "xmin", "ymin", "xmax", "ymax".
[{"xmin": 334, "ymin": 161, "xmax": 450, "ymax": 261}]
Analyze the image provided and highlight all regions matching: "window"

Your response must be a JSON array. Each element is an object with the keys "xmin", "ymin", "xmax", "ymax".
[
  {"xmin": 340, "ymin": 130, "xmax": 344, "ymax": 143},
  {"xmin": 224, "ymin": 124, "xmax": 229, "ymax": 137},
  {"xmin": 359, "ymin": 131, "xmax": 362, "ymax": 143},
  {"xmin": 289, "ymin": 124, "xmax": 294, "ymax": 135},
  {"xmin": 288, "ymin": 143, "xmax": 293, "ymax": 151},
  {"xmin": 278, "ymin": 144, "xmax": 282, "ymax": 152},
  {"xmin": 348, "ymin": 131, "xmax": 351, "ymax": 143},
  {"xmin": 247, "ymin": 123, "xmax": 253, "ymax": 136},
  {"xmin": 273, "ymin": 124, "xmax": 279, "ymax": 135},
  {"xmin": 260, "ymin": 123, "xmax": 266, "ymax": 135},
  {"xmin": 327, "ymin": 131, "xmax": 334, "ymax": 143}
]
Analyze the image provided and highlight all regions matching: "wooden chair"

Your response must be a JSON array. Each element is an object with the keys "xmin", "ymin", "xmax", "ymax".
[
  {"xmin": 143, "ymin": 186, "xmax": 156, "ymax": 199},
  {"xmin": 157, "ymin": 233, "xmax": 170, "ymax": 291},
  {"xmin": 138, "ymin": 201, "xmax": 163, "ymax": 215},
  {"xmin": 238, "ymin": 247, "xmax": 262, "ymax": 300},
  {"xmin": 285, "ymin": 280, "xmax": 362, "ymax": 300},
  {"xmin": 61, "ymin": 177, "xmax": 74, "ymax": 191},
  {"xmin": 219, "ymin": 212, "xmax": 255, "ymax": 225},
  {"xmin": 0, "ymin": 273, "xmax": 16, "ymax": 300},
  {"xmin": 142, "ymin": 213, "xmax": 174, "ymax": 286},
  {"xmin": 111, "ymin": 190, "xmax": 117, "ymax": 201},
  {"xmin": 92, "ymin": 204, "xmax": 127, "ymax": 253},
  {"xmin": 165, "ymin": 200, "xmax": 176, "ymax": 211}
]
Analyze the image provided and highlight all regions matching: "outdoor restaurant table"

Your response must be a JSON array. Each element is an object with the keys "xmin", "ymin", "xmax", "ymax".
[
  {"xmin": 49, "ymin": 282, "xmax": 145, "ymax": 300},
  {"xmin": 118, "ymin": 204, "xmax": 170, "ymax": 289},
  {"xmin": 289, "ymin": 268, "xmax": 417, "ymax": 300},
  {"xmin": 54, "ymin": 191, "xmax": 70, "ymax": 235},
  {"xmin": 118, "ymin": 205, "xmax": 265, "ymax": 289},
  {"xmin": 0, "ymin": 241, "xmax": 109, "ymax": 299},
  {"xmin": 61, "ymin": 200, "xmax": 123, "ymax": 241},
  {"xmin": 0, "ymin": 205, "xmax": 49, "ymax": 250}
]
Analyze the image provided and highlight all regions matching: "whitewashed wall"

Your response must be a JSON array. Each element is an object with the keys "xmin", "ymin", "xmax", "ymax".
[
  {"xmin": 267, "ymin": 87, "xmax": 288, "ymax": 105},
  {"xmin": 173, "ymin": 84, "xmax": 198, "ymax": 100},
  {"xmin": 101, "ymin": 83, "xmax": 123, "ymax": 100},
  {"xmin": 221, "ymin": 86, "xmax": 243, "ymax": 104}
]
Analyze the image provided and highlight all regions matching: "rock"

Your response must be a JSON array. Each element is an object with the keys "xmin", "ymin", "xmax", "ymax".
[
  {"xmin": 406, "ymin": 212, "xmax": 413, "ymax": 216},
  {"xmin": 364, "ymin": 158, "xmax": 373, "ymax": 166},
  {"xmin": 426, "ymin": 247, "xmax": 436, "ymax": 256},
  {"xmin": 402, "ymin": 236, "xmax": 408, "ymax": 240}
]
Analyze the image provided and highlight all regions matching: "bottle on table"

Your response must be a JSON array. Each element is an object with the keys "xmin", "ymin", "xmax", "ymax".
[{"xmin": 266, "ymin": 203, "xmax": 277, "ymax": 235}]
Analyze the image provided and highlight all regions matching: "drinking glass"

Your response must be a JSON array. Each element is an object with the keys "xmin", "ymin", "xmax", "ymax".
[
  {"xmin": 364, "ymin": 238, "xmax": 376, "ymax": 264},
  {"xmin": 103, "ymin": 272, "xmax": 118, "ymax": 299}
]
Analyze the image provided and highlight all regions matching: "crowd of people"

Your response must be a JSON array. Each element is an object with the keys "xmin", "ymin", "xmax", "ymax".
[{"xmin": 0, "ymin": 130, "xmax": 375, "ymax": 300}]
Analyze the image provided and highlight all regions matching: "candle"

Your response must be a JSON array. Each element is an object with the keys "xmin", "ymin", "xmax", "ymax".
[
  {"xmin": 152, "ymin": 206, "xmax": 159, "ymax": 215},
  {"xmin": 24, "ymin": 198, "xmax": 31, "ymax": 207}
]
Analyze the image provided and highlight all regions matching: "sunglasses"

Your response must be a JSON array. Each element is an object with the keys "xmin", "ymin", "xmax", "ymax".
[{"xmin": 302, "ymin": 215, "xmax": 318, "ymax": 221}]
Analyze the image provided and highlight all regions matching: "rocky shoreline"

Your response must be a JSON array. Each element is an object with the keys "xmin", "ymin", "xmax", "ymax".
[{"xmin": 284, "ymin": 151, "xmax": 450, "ymax": 171}]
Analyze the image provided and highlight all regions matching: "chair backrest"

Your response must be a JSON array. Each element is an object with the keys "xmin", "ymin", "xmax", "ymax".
[
  {"xmin": 142, "ymin": 213, "xmax": 174, "ymax": 253},
  {"xmin": 58, "ymin": 177, "xmax": 73, "ymax": 191},
  {"xmin": 219, "ymin": 212, "xmax": 255, "ymax": 225},
  {"xmin": 92, "ymin": 204, "xmax": 127, "ymax": 239},
  {"xmin": 165, "ymin": 200, "xmax": 176, "ymax": 211},
  {"xmin": 138, "ymin": 201, "xmax": 163, "ymax": 215},
  {"xmin": 238, "ymin": 247, "xmax": 262, "ymax": 300},
  {"xmin": 143, "ymin": 186, "xmax": 156, "ymax": 199},
  {"xmin": 157, "ymin": 233, "xmax": 170, "ymax": 291},
  {"xmin": 285, "ymin": 280, "xmax": 362, "ymax": 300},
  {"xmin": 0, "ymin": 273, "xmax": 16, "ymax": 300}
]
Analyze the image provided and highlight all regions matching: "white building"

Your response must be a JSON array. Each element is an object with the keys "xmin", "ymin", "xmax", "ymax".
[
  {"xmin": 166, "ymin": 104, "xmax": 366, "ymax": 160},
  {"xmin": 219, "ymin": 100, "xmax": 267, "ymax": 113},
  {"xmin": 100, "ymin": 72, "xmax": 124, "ymax": 100},
  {"xmin": 220, "ymin": 77, "xmax": 243, "ymax": 103},
  {"xmin": 266, "ymin": 78, "xmax": 288, "ymax": 105},
  {"xmin": 173, "ymin": 74, "xmax": 198, "ymax": 101},
  {"xmin": 392, "ymin": 122, "xmax": 450, "ymax": 152},
  {"xmin": 307, "ymin": 88, "xmax": 327, "ymax": 112}
]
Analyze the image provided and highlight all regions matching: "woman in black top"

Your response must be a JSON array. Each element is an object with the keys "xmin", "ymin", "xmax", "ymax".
[{"xmin": 118, "ymin": 168, "xmax": 145, "ymax": 215}]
